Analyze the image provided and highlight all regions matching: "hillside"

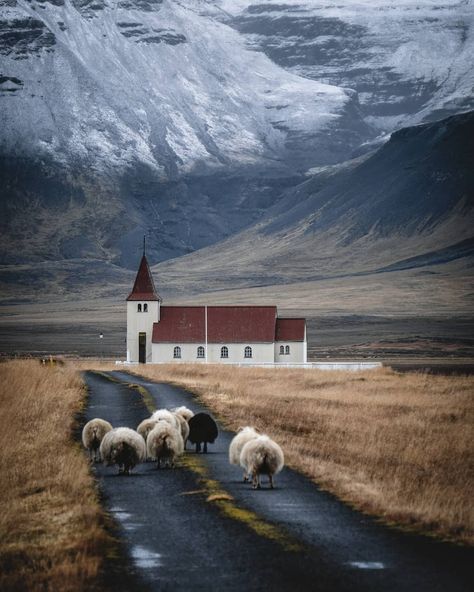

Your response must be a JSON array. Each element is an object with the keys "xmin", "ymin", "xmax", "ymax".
[{"xmin": 1, "ymin": 0, "xmax": 473, "ymax": 271}]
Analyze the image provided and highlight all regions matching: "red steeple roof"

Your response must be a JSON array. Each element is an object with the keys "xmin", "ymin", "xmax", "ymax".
[{"xmin": 127, "ymin": 255, "xmax": 161, "ymax": 301}]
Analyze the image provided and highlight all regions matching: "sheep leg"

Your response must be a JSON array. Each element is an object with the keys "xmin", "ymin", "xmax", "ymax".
[
  {"xmin": 252, "ymin": 471, "xmax": 260, "ymax": 490},
  {"xmin": 243, "ymin": 471, "xmax": 248, "ymax": 482},
  {"xmin": 203, "ymin": 442, "xmax": 208, "ymax": 453},
  {"xmin": 269, "ymin": 474, "xmax": 274, "ymax": 489},
  {"xmin": 195, "ymin": 442, "xmax": 201, "ymax": 453}
]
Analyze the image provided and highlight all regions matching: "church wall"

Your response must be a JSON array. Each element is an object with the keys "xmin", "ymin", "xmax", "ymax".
[
  {"xmin": 127, "ymin": 301, "xmax": 159, "ymax": 363},
  {"xmin": 274, "ymin": 341, "xmax": 307, "ymax": 364},
  {"xmin": 151, "ymin": 342, "xmax": 274, "ymax": 364}
]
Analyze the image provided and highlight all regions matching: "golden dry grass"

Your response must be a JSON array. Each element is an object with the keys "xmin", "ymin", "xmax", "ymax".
[
  {"xmin": 133, "ymin": 364, "xmax": 474, "ymax": 545},
  {"xmin": 0, "ymin": 360, "xmax": 114, "ymax": 592}
]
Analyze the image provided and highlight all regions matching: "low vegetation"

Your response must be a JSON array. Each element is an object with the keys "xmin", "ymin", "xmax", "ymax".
[
  {"xmin": 0, "ymin": 360, "xmax": 114, "ymax": 592},
  {"xmin": 133, "ymin": 364, "xmax": 474, "ymax": 545}
]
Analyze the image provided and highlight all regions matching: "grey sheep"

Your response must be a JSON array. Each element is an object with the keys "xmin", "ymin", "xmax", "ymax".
[
  {"xmin": 146, "ymin": 420, "xmax": 184, "ymax": 469},
  {"xmin": 82, "ymin": 418, "xmax": 113, "ymax": 462},
  {"xmin": 229, "ymin": 426, "xmax": 260, "ymax": 481},
  {"xmin": 100, "ymin": 427, "xmax": 146, "ymax": 475},
  {"xmin": 240, "ymin": 435, "xmax": 284, "ymax": 489}
]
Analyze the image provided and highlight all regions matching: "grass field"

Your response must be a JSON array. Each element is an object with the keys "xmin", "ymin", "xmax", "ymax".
[
  {"xmin": 0, "ymin": 360, "xmax": 114, "ymax": 592},
  {"xmin": 133, "ymin": 363, "xmax": 474, "ymax": 545},
  {"xmin": 1, "ymin": 359, "xmax": 472, "ymax": 592}
]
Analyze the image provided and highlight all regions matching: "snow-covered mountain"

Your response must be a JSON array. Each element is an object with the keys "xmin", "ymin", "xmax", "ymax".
[{"xmin": 0, "ymin": 0, "xmax": 472, "ymax": 277}]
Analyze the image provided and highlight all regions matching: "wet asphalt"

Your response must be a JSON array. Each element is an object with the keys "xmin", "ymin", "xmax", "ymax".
[{"xmin": 83, "ymin": 371, "xmax": 473, "ymax": 592}]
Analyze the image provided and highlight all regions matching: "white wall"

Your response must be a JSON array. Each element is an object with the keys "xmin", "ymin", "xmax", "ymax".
[
  {"xmin": 126, "ymin": 301, "xmax": 159, "ymax": 363},
  {"xmin": 152, "ymin": 342, "xmax": 274, "ymax": 364},
  {"xmin": 274, "ymin": 341, "xmax": 307, "ymax": 364}
]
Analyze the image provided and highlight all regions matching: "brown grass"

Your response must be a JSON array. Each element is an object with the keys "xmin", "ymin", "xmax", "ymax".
[
  {"xmin": 0, "ymin": 360, "xmax": 114, "ymax": 592},
  {"xmin": 132, "ymin": 364, "xmax": 474, "ymax": 545}
]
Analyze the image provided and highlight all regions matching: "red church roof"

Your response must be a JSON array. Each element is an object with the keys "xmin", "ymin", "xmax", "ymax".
[
  {"xmin": 275, "ymin": 318, "xmax": 306, "ymax": 342},
  {"xmin": 153, "ymin": 306, "xmax": 277, "ymax": 343},
  {"xmin": 127, "ymin": 255, "xmax": 161, "ymax": 301},
  {"xmin": 152, "ymin": 306, "xmax": 305, "ymax": 344}
]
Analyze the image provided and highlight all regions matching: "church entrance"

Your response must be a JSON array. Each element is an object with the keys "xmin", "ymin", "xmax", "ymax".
[{"xmin": 139, "ymin": 332, "xmax": 146, "ymax": 363}]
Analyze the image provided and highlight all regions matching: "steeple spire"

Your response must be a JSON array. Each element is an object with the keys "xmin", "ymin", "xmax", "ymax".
[{"xmin": 126, "ymin": 242, "xmax": 161, "ymax": 302}]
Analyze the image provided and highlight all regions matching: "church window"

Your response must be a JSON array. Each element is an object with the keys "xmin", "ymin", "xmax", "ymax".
[
  {"xmin": 137, "ymin": 303, "xmax": 142, "ymax": 312},
  {"xmin": 285, "ymin": 345, "xmax": 290, "ymax": 355},
  {"xmin": 173, "ymin": 346, "xmax": 181, "ymax": 359},
  {"xmin": 244, "ymin": 346, "xmax": 252, "ymax": 358},
  {"xmin": 221, "ymin": 346, "xmax": 228, "ymax": 359},
  {"xmin": 279, "ymin": 345, "xmax": 284, "ymax": 355},
  {"xmin": 197, "ymin": 346, "xmax": 205, "ymax": 358},
  {"xmin": 143, "ymin": 303, "xmax": 148, "ymax": 312}
]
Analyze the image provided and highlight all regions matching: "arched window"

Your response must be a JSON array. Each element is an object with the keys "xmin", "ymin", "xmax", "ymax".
[
  {"xmin": 279, "ymin": 345, "xmax": 284, "ymax": 355},
  {"xmin": 244, "ymin": 346, "xmax": 252, "ymax": 358},
  {"xmin": 220, "ymin": 346, "xmax": 228, "ymax": 359},
  {"xmin": 137, "ymin": 303, "xmax": 142, "ymax": 312},
  {"xmin": 143, "ymin": 303, "xmax": 148, "ymax": 312},
  {"xmin": 173, "ymin": 346, "xmax": 181, "ymax": 359},
  {"xmin": 285, "ymin": 345, "xmax": 290, "ymax": 355},
  {"xmin": 197, "ymin": 346, "xmax": 205, "ymax": 358}
]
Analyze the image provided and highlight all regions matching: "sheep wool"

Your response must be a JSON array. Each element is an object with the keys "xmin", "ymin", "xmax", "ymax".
[
  {"xmin": 240, "ymin": 435, "xmax": 284, "ymax": 490},
  {"xmin": 100, "ymin": 427, "xmax": 146, "ymax": 475},
  {"xmin": 147, "ymin": 420, "xmax": 184, "ymax": 469},
  {"xmin": 229, "ymin": 426, "xmax": 260, "ymax": 480},
  {"xmin": 82, "ymin": 418, "xmax": 113, "ymax": 462},
  {"xmin": 151, "ymin": 408, "xmax": 180, "ymax": 431},
  {"xmin": 172, "ymin": 406, "xmax": 195, "ymax": 423},
  {"xmin": 137, "ymin": 417, "xmax": 159, "ymax": 442},
  {"xmin": 172, "ymin": 412, "xmax": 190, "ymax": 448}
]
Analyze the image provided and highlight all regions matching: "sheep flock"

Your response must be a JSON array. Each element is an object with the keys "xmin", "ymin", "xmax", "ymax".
[{"xmin": 82, "ymin": 408, "xmax": 284, "ymax": 489}]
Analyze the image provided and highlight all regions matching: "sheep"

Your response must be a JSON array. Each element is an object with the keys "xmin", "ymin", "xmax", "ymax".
[
  {"xmin": 146, "ymin": 420, "xmax": 184, "ymax": 469},
  {"xmin": 240, "ymin": 435, "xmax": 284, "ymax": 490},
  {"xmin": 172, "ymin": 412, "xmax": 190, "ymax": 449},
  {"xmin": 82, "ymin": 418, "xmax": 113, "ymax": 462},
  {"xmin": 137, "ymin": 417, "xmax": 159, "ymax": 443},
  {"xmin": 151, "ymin": 408, "xmax": 180, "ymax": 431},
  {"xmin": 229, "ymin": 426, "xmax": 260, "ymax": 481},
  {"xmin": 188, "ymin": 412, "xmax": 218, "ymax": 453},
  {"xmin": 100, "ymin": 427, "xmax": 146, "ymax": 475},
  {"xmin": 172, "ymin": 405, "xmax": 194, "ymax": 423}
]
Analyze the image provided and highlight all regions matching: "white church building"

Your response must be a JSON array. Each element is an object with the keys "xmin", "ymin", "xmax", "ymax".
[{"xmin": 126, "ymin": 254, "xmax": 307, "ymax": 365}]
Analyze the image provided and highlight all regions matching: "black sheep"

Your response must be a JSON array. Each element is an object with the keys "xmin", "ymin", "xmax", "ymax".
[{"xmin": 188, "ymin": 412, "xmax": 218, "ymax": 453}]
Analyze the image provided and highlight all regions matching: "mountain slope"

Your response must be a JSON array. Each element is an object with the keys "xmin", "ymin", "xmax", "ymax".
[
  {"xmin": 155, "ymin": 110, "xmax": 474, "ymax": 293},
  {"xmin": 1, "ymin": 0, "xmax": 473, "ymax": 270}
]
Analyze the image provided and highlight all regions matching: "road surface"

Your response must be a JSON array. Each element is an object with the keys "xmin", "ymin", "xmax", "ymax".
[{"xmin": 83, "ymin": 371, "xmax": 473, "ymax": 591}]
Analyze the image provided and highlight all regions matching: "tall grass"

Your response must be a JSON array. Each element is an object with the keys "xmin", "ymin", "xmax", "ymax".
[
  {"xmin": 0, "ymin": 360, "xmax": 112, "ymax": 592},
  {"xmin": 133, "ymin": 364, "xmax": 474, "ymax": 545}
]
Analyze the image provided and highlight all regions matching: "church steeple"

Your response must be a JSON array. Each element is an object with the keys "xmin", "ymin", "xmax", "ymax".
[{"xmin": 126, "ymin": 243, "xmax": 161, "ymax": 302}]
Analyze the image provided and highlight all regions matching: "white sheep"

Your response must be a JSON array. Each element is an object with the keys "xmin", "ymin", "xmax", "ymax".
[
  {"xmin": 173, "ymin": 412, "xmax": 190, "ymax": 449},
  {"xmin": 147, "ymin": 420, "xmax": 184, "ymax": 469},
  {"xmin": 172, "ymin": 405, "xmax": 195, "ymax": 423},
  {"xmin": 100, "ymin": 427, "xmax": 146, "ymax": 475},
  {"xmin": 240, "ymin": 435, "xmax": 284, "ymax": 490},
  {"xmin": 151, "ymin": 408, "xmax": 180, "ymax": 431},
  {"xmin": 137, "ymin": 417, "xmax": 159, "ymax": 442},
  {"xmin": 229, "ymin": 426, "xmax": 260, "ymax": 481},
  {"xmin": 82, "ymin": 418, "xmax": 113, "ymax": 462}
]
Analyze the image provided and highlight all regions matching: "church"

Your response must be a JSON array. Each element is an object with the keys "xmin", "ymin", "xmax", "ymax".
[{"xmin": 126, "ymin": 253, "xmax": 307, "ymax": 365}]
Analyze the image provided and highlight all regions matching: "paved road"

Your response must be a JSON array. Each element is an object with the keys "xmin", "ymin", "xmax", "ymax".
[{"xmin": 83, "ymin": 371, "xmax": 473, "ymax": 591}]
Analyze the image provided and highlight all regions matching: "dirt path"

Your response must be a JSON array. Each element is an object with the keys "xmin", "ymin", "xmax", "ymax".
[{"xmin": 83, "ymin": 371, "xmax": 472, "ymax": 591}]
